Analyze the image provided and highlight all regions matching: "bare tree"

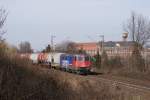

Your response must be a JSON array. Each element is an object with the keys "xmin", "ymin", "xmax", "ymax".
[
  {"xmin": 78, "ymin": 48, "xmax": 86, "ymax": 54},
  {"xmin": 55, "ymin": 41, "xmax": 78, "ymax": 53},
  {"xmin": 124, "ymin": 12, "xmax": 150, "ymax": 72},
  {"xmin": 55, "ymin": 41, "xmax": 69, "ymax": 52},
  {"xmin": 0, "ymin": 8, "xmax": 7, "ymax": 41},
  {"xmin": 56, "ymin": 41, "xmax": 88, "ymax": 54},
  {"xmin": 42, "ymin": 44, "xmax": 52, "ymax": 53},
  {"xmin": 124, "ymin": 12, "xmax": 150, "ymax": 49},
  {"xmin": 19, "ymin": 41, "xmax": 33, "ymax": 53}
]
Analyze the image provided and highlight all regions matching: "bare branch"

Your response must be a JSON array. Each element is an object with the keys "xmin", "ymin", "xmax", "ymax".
[
  {"xmin": 0, "ymin": 8, "xmax": 7, "ymax": 41},
  {"xmin": 18, "ymin": 41, "xmax": 33, "ymax": 53},
  {"xmin": 124, "ymin": 11, "xmax": 150, "ymax": 49}
]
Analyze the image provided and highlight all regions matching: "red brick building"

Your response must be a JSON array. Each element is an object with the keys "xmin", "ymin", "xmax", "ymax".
[
  {"xmin": 75, "ymin": 41, "xmax": 134, "ymax": 57},
  {"xmin": 76, "ymin": 42, "xmax": 98, "ymax": 55}
]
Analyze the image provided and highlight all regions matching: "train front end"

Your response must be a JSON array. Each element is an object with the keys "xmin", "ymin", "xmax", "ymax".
[{"xmin": 73, "ymin": 55, "xmax": 92, "ymax": 74}]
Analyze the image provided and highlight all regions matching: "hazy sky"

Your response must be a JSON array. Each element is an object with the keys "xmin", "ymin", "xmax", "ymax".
[{"xmin": 1, "ymin": 0, "xmax": 150, "ymax": 50}]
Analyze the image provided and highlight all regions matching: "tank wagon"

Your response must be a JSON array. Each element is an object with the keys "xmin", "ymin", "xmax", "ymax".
[{"xmin": 20, "ymin": 53, "xmax": 92, "ymax": 74}]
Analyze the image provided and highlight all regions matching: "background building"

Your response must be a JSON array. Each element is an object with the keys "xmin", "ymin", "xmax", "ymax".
[{"xmin": 75, "ymin": 41, "xmax": 134, "ymax": 58}]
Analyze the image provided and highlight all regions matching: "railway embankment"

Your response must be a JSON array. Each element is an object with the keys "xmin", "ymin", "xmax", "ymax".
[
  {"xmin": 86, "ymin": 74, "xmax": 150, "ymax": 100},
  {"xmin": 0, "ymin": 51, "xmax": 150, "ymax": 100},
  {"xmin": 33, "ymin": 67, "xmax": 150, "ymax": 100}
]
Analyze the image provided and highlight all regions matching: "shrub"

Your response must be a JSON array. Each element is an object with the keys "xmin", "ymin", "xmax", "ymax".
[
  {"xmin": 101, "ymin": 56, "xmax": 123, "ymax": 73},
  {"xmin": 108, "ymin": 56, "xmax": 123, "ymax": 68},
  {"xmin": 93, "ymin": 51, "xmax": 101, "ymax": 69},
  {"xmin": 101, "ymin": 51, "xmax": 109, "ymax": 69},
  {"xmin": 128, "ymin": 48, "xmax": 145, "ymax": 73}
]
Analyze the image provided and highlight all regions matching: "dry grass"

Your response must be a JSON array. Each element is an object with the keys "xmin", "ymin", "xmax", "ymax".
[
  {"xmin": 0, "ymin": 43, "xmax": 148, "ymax": 100},
  {"xmin": 0, "ymin": 49, "xmax": 126, "ymax": 100}
]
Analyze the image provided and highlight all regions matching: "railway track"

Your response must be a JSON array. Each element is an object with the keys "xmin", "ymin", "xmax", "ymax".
[
  {"xmin": 39, "ymin": 65, "xmax": 150, "ymax": 93},
  {"xmin": 87, "ymin": 75, "xmax": 150, "ymax": 93}
]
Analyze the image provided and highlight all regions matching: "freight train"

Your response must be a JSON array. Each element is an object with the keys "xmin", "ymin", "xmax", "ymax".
[{"xmin": 20, "ymin": 53, "xmax": 92, "ymax": 74}]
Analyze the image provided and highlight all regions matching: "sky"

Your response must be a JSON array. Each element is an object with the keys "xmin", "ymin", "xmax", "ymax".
[{"xmin": 0, "ymin": 0, "xmax": 150, "ymax": 50}]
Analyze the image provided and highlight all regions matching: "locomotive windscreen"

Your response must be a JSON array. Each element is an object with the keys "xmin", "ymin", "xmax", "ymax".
[{"xmin": 85, "ymin": 56, "xmax": 90, "ymax": 61}]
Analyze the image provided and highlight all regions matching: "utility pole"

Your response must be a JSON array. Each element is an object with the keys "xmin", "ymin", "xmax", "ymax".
[
  {"xmin": 51, "ymin": 34, "xmax": 55, "ymax": 65},
  {"xmin": 98, "ymin": 35, "xmax": 104, "ymax": 55},
  {"xmin": 87, "ymin": 34, "xmax": 104, "ymax": 55},
  {"xmin": 51, "ymin": 35, "xmax": 55, "ymax": 52}
]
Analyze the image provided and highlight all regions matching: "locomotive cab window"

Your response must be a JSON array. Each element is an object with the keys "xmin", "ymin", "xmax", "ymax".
[
  {"xmin": 85, "ymin": 56, "xmax": 90, "ymax": 61},
  {"xmin": 78, "ymin": 56, "xmax": 84, "ymax": 61}
]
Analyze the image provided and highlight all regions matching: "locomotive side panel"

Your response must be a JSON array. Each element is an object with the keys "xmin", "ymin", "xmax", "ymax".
[{"xmin": 60, "ymin": 54, "xmax": 73, "ymax": 70}]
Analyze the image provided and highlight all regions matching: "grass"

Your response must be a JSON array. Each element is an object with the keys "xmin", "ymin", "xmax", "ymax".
[
  {"xmin": 0, "ymin": 43, "xmax": 149, "ymax": 100},
  {"xmin": 0, "ymin": 53, "xmax": 127, "ymax": 100}
]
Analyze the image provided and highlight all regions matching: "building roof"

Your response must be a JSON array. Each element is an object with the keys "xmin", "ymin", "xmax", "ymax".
[
  {"xmin": 104, "ymin": 41, "xmax": 134, "ymax": 47},
  {"xmin": 75, "ymin": 42, "xmax": 97, "ymax": 50},
  {"xmin": 76, "ymin": 41, "xmax": 133, "ymax": 48}
]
